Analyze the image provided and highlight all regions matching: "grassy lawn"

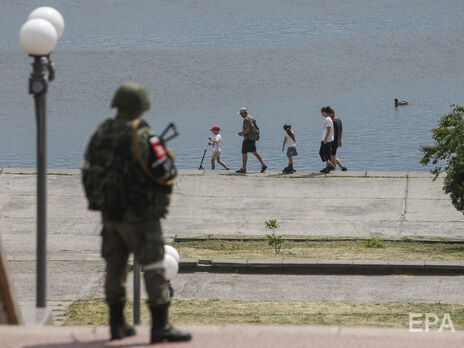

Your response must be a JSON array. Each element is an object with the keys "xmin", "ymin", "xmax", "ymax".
[
  {"xmin": 64, "ymin": 298, "xmax": 464, "ymax": 329},
  {"xmin": 171, "ymin": 239, "xmax": 464, "ymax": 261}
]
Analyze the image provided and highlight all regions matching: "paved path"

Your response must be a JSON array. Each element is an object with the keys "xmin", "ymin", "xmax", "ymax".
[
  {"xmin": 172, "ymin": 273, "xmax": 464, "ymax": 304},
  {"xmin": 1, "ymin": 169, "xmax": 462, "ymax": 248},
  {"xmin": 172, "ymin": 170, "xmax": 464, "ymax": 240},
  {"xmin": 2, "ymin": 325, "xmax": 463, "ymax": 348},
  {"xmin": 10, "ymin": 263, "xmax": 464, "ymax": 309}
]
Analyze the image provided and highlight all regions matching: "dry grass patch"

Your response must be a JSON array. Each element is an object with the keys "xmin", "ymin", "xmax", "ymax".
[{"xmin": 64, "ymin": 299, "xmax": 464, "ymax": 329}]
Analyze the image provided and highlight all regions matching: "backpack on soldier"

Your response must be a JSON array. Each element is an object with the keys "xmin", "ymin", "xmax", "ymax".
[
  {"xmin": 249, "ymin": 117, "xmax": 260, "ymax": 141},
  {"xmin": 82, "ymin": 118, "xmax": 176, "ymax": 220},
  {"xmin": 82, "ymin": 118, "xmax": 133, "ymax": 219}
]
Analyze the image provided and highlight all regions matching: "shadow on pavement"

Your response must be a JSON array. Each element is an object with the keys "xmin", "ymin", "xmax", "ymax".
[{"xmin": 266, "ymin": 172, "xmax": 326, "ymax": 178}]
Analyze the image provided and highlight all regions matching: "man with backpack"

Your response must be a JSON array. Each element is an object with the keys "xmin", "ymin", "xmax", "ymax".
[{"xmin": 236, "ymin": 107, "xmax": 267, "ymax": 173}]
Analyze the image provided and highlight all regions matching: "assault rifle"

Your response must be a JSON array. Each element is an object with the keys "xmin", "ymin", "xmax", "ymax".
[{"xmin": 159, "ymin": 123, "xmax": 179, "ymax": 143}]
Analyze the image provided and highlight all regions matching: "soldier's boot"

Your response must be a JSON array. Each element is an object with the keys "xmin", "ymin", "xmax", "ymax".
[
  {"xmin": 150, "ymin": 303, "xmax": 192, "ymax": 343},
  {"xmin": 109, "ymin": 301, "xmax": 136, "ymax": 340}
]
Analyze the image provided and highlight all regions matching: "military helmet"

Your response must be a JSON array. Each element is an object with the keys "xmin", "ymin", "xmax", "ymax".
[{"xmin": 111, "ymin": 82, "xmax": 150, "ymax": 111}]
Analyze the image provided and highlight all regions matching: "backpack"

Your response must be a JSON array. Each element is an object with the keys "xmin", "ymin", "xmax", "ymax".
[
  {"xmin": 249, "ymin": 117, "xmax": 260, "ymax": 141},
  {"xmin": 82, "ymin": 118, "xmax": 174, "ymax": 220},
  {"xmin": 82, "ymin": 118, "xmax": 131, "ymax": 218}
]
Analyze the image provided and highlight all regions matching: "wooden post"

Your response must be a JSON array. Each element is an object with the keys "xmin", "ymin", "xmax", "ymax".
[{"xmin": 0, "ymin": 237, "xmax": 23, "ymax": 324}]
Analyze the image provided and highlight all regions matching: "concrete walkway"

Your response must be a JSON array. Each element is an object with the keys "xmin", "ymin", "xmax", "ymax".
[
  {"xmin": 1, "ymin": 325, "xmax": 463, "ymax": 348},
  {"xmin": 1, "ymin": 169, "xmax": 462, "ymax": 246}
]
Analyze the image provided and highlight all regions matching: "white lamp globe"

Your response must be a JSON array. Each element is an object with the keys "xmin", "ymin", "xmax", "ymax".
[
  {"xmin": 164, "ymin": 245, "xmax": 180, "ymax": 263},
  {"xmin": 163, "ymin": 253, "xmax": 179, "ymax": 280},
  {"xmin": 28, "ymin": 7, "xmax": 65, "ymax": 39},
  {"xmin": 20, "ymin": 19, "xmax": 57, "ymax": 56}
]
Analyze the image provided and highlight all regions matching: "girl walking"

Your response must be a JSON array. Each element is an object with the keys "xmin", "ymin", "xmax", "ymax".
[{"xmin": 281, "ymin": 123, "xmax": 298, "ymax": 173}]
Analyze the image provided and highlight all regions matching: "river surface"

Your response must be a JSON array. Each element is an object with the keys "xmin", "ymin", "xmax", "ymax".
[{"xmin": 1, "ymin": 0, "xmax": 464, "ymax": 171}]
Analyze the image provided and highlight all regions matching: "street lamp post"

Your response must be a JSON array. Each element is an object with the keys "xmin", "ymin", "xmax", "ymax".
[{"xmin": 19, "ymin": 7, "xmax": 64, "ymax": 308}]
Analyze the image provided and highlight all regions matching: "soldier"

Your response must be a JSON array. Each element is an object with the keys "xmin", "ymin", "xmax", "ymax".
[{"xmin": 82, "ymin": 82, "xmax": 191, "ymax": 344}]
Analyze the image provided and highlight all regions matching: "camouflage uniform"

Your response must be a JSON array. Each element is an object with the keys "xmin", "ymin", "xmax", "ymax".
[{"xmin": 82, "ymin": 82, "xmax": 190, "ymax": 343}]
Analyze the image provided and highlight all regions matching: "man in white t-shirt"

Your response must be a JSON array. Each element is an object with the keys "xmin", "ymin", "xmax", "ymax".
[
  {"xmin": 208, "ymin": 125, "xmax": 230, "ymax": 170},
  {"xmin": 319, "ymin": 107, "xmax": 334, "ymax": 173}
]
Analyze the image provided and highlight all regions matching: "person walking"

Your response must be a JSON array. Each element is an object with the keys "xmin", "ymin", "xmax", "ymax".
[
  {"xmin": 236, "ymin": 107, "xmax": 267, "ymax": 173},
  {"xmin": 319, "ymin": 106, "xmax": 335, "ymax": 173},
  {"xmin": 281, "ymin": 123, "xmax": 298, "ymax": 173},
  {"xmin": 326, "ymin": 106, "xmax": 347, "ymax": 171},
  {"xmin": 82, "ymin": 82, "xmax": 191, "ymax": 344},
  {"xmin": 208, "ymin": 125, "xmax": 229, "ymax": 170}
]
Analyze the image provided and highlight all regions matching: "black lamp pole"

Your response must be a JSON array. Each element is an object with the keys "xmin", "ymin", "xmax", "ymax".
[
  {"xmin": 133, "ymin": 261, "xmax": 141, "ymax": 325},
  {"xmin": 29, "ymin": 55, "xmax": 54, "ymax": 308}
]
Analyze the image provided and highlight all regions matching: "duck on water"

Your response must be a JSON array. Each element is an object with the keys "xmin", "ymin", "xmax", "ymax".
[{"xmin": 394, "ymin": 98, "xmax": 408, "ymax": 107}]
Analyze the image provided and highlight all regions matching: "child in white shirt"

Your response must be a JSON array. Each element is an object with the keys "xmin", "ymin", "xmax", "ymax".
[
  {"xmin": 208, "ymin": 125, "xmax": 230, "ymax": 170},
  {"xmin": 281, "ymin": 123, "xmax": 298, "ymax": 173}
]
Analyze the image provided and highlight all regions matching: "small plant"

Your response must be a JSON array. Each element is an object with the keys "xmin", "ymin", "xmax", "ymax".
[
  {"xmin": 265, "ymin": 219, "xmax": 283, "ymax": 254},
  {"xmin": 364, "ymin": 237, "xmax": 385, "ymax": 249}
]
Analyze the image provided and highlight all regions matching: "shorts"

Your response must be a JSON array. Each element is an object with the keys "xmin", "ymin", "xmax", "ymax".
[
  {"xmin": 211, "ymin": 151, "xmax": 221, "ymax": 160},
  {"xmin": 242, "ymin": 140, "xmax": 257, "ymax": 154},
  {"xmin": 319, "ymin": 141, "xmax": 332, "ymax": 162},
  {"xmin": 330, "ymin": 143, "xmax": 338, "ymax": 156},
  {"xmin": 287, "ymin": 146, "xmax": 298, "ymax": 157}
]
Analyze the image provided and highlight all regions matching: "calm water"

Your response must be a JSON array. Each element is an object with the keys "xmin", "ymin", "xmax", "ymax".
[{"xmin": 1, "ymin": 0, "xmax": 464, "ymax": 171}]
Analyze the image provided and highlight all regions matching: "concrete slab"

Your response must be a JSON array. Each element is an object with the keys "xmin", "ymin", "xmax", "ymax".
[
  {"xmin": 399, "ymin": 221, "xmax": 464, "ymax": 239},
  {"xmin": 20, "ymin": 306, "xmax": 53, "ymax": 325},
  {"xmin": 407, "ymin": 171, "xmax": 446, "ymax": 178},
  {"xmin": 167, "ymin": 273, "xmax": 464, "ymax": 303},
  {"xmin": 365, "ymin": 171, "xmax": 409, "ymax": 177},
  {"xmin": 1, "ymin": 168, "xmax": 80, "ymax": 175},
  {"xmin": 407, "ymin": 199, "xmax": 464, "ymax": 221},
  {"xmin": 3, "ymin": 233, "xmax": 101, "ymax": 255},
  {"xmin": 407, "ymin": 177, "xmax": 448, "ymax": 200},
  {"xmin": 0, "ymin": 175, "xmax": 36, "ymax": 193},
  {"xmin": 1, "ymin": 168, "xmax": 37, "ymax": 175}
]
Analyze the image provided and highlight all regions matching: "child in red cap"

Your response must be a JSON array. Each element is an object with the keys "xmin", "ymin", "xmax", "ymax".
[{"xmin": 208, "ymin": 125, "xmax": 230, "ymax": 170}]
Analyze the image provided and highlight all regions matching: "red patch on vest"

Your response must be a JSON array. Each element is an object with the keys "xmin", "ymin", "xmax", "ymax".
[{"xmin": 149, "ymin": 137, "xmax": 167, "ymax": 158}]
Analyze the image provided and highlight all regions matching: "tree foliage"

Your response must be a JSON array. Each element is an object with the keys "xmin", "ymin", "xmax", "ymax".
[{"xmin": 420, "ymin": 105, "xmax": 464, "ymax": 213}]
